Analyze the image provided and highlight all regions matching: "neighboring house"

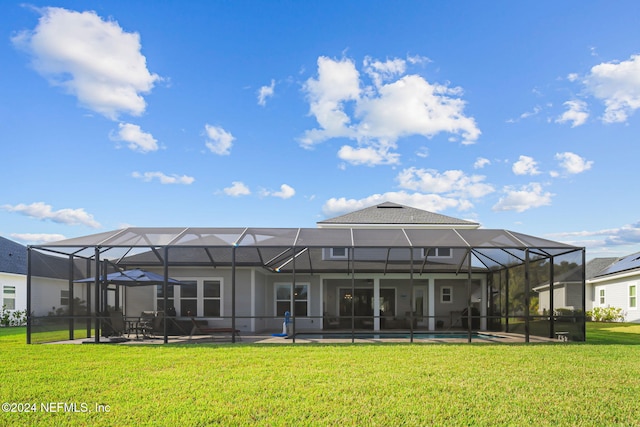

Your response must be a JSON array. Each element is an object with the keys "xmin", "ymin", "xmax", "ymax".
[
  {"xmin": 587, "ymin": 252, "xmax": 640, "ymax": 323},
  {"xmin": 28, "ymin": 202, "xmax": 586, "ymax": 341},
  {"xmin": 0, "ymin": 236, "xmax": 81, "ymax": 316}
]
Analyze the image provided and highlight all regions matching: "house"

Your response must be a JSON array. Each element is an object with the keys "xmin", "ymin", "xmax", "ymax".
[
  {"xmin": 586, "ymin": 252, "xmax": 640, "ymax": 323},
  {"xmin": 27, "ymin": 202, "xmax": 586, "ymax": 342},
  {"xmin": 0, "ymin": 236, "xmax": 78, "ymax": 318}
]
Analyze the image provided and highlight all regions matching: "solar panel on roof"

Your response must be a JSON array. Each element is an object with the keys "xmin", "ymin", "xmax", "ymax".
[{"xmin": 596, "ymin": 252, "xmax": 640, "ymax": 277}]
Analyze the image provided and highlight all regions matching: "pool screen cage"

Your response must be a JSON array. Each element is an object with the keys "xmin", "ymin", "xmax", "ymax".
[{"xmin": 27, "ymin": 227, "xmax": 586, "ymax": 344}]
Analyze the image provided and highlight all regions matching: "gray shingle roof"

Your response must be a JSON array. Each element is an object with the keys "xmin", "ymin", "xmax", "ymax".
[
  {"xmin": 585, "ymin": 257, "xmax": 618, "ymax": 280},
  {"xmin": 0, "ymin": 236, "xmax": 28, "ymax": 275},
  {"xmin": 317, "ymin": 202, "xmax": 479, "ymax": 227}
]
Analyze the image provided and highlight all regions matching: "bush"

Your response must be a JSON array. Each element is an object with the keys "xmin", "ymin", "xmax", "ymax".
[
  {"xmin": 0, "ymin": 305, "xmax": 27, "ymax": 327},
  {"xmin": 587, "ymin": 306, "xmax": 625, "ymax": 322}
]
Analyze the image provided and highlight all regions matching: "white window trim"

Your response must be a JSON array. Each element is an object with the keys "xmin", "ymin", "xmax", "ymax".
[
  {"xmin": 599, "ymin": 288, "xmax": 605, "ymax": 306},
  {"xmin": 330, "ymin": 248, "xmax": 348, "ymax": 259},
  {"xmin": 440, "ymin": 286, "xmax": 453, "ymax": 304},
  {"xmin": 423, "ymin": 248, "xmax": 453, "ymax": 259},
  {"xmin": 158, "ymin": 277, "xmax": 224, "ymax": 318},
  {"xmin": 629, "ymin": 284, "xmax": 637, "ymax": 310},
  {"xmin": 3, "ymin": 285, "xmax": 16, "ymax": 310},
  {"xmin": 275, "ymin": 282, "xmax": 310, "ymax": 317}
]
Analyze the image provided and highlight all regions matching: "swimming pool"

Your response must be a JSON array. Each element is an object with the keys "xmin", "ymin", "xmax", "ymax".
[{"xmin": 294, "ymin": 332, "xmax": 503, "ymax": 341}]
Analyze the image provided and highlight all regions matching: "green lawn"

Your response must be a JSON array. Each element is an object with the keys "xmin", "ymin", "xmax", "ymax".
[{"xmin": 0, "ymin": 323, "xmax": 639, "ymax": 426}]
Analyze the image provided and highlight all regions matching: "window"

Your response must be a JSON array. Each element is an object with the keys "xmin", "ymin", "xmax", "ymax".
[
  {"xmin": 156, "ymin": 284, "xmax": 175, "ymax": 313},
  {"xmin": 440, "ymin": 286, "xmax": 452, "ymax": 303},
  {"xmin": 180, "ymin": 280, "xmax": 198, "ymax": 316},
  {"xmin": 203, "ymin": 280, "xmax": 221, "ymax": 317},
  {"xmin": 599, "ymin": 289, "xmax": 605, "ymax": 305},
  {"xmin": 330, "ymin": 248, "xmax": 348, "ymax": 259},
  {"xmin": 424, "ymin": 248, "xmax": 452, "ymax": 258},
  {"xmin": 630, "ymin": 285, "xmax": 637, "ymax": 309},
  {"xmin": 60, "ymin": 290, "xmax": 70, "ymax": 306},
  {"xmin": 3, "ymin": 286, "xmax": 15, "ymax": 310},
  {"xmin": 275, "ymin": 283, "xmax": 309, "ymax": 317}
]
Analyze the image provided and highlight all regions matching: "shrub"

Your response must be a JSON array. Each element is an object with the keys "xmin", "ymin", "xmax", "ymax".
[
  {"xmin": 587, "ymin": 306, "xmax": 625, "ymax": 322},
  {"xmin": 0, "ymin": 305, "xmax": 27, "ymax": 327}
]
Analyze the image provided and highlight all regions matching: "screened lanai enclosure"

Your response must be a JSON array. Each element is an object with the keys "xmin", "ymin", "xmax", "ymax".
[{"xmin": 27, "ymin": 227, "xmax": 585, "ymax": 344}]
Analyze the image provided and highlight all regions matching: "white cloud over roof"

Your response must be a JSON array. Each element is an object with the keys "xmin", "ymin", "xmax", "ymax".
[
  {"xmin": 301, "ymin": 56, "xmax": 480, "ymax": 166},
  {"xmin": 556, "ymin": 100, "xmax": 589, "ymax": 127},
  {"xmin": 492, "ymin": 183, "xmax": 553, "ymax": 213},
  {"xmin": 1, "ymin": 202, "xmax": 100, "ymax": 228},
  {"xmin": 12, "ymin": 7, "xmax": 159, "ymax": 120}
]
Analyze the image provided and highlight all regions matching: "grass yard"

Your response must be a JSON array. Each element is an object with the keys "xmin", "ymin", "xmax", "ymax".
[{"xmin": 0, "ymin": 323, "xmax": 639, "ymax": 426}]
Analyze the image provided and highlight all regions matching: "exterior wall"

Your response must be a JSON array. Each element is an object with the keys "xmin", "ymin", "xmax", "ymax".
[
  {"xmin": 592, "ymin": 275, "xmax": 640, "ymax": 323},
  {"xmin": 434, "ymin": 279, "xmax": 481, "ymax": 328},
  {"xmin": 1, "ymin": 272, "xmax": 26, "ymax": 313}
]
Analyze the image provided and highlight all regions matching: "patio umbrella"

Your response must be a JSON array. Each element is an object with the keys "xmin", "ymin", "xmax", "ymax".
[{"xmin": 75, "ymin": 268, "xmax": 183, "ymax": 286}]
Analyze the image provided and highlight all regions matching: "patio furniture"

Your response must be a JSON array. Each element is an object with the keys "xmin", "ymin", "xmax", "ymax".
[
  {"xmin": 105, "ymin": 310, "xmax": 128, "ymax": 338},
  {"xmin": 188, "ymin": 317, "xmax": 241, "ymax": 342},
  {"xmin": 324, "ymin": 312, "xmax": 340, "ymax": 329}
]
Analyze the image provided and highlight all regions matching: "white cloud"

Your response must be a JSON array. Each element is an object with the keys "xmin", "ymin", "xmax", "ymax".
[
  {"xmin": 415, "ymin": 147, "xmax": 429, "ymax": 158},
  {"xmin": 262, "ymin": 184, "xmax": 296, "ymax": 199},
  {"xmin": 512, "ymin": 155, "xmax": 541, "ymax": 176},
  {"xmin": 223, "ymin": 181, "xmax": 250, "ymax": 197},
  {"xmin": 300, "ymin": 56, "xmax": 480, "ymax": 165},
  {"xmin": 474, "ymin": 157, "xmax": 490, "ymax": 169},
  {"xmin": 300, "ymin": 56, "xmax": 361, "ymax": 148},
  {"xmin": 257, "ymin": 79, "xmax": 275, "ymax": 106},
  {"xmin": 12, "ymin": 7, "xmax": 159, "ymax": 120},
  {"xmin": 554, "ymin": 152, "xmax": 593, "ymax": 175},
  {"xmin": 584, "ymin": 54, "xmax": 640, "ymax": 123},
  {"xmin": 131, "ymin": 171, "xmax": 194, "ymax": 184},
  {"xmin": 363, "ymin": 56, "xmax": 406, "ymax": 87},
  {"xmin": 204, "ymin": 124, "xmax": 235, "ymax": 155},
  {"xmin": 111, "ymin": 123, "xmax": 158, "ymax": 153},
  {"xmin": 10, "ymin": 233, "xmax": 66, "ymax": 244},
  {"xmin": 396, "ymin": 167, "xmax": 495, "ymax": 199},
  {"xmin": 322, "ymin": 191, "xmax": 465, "ymax": 217},
  {"xmin": 556, "ymin": 100, "xmax": 589, "ymax": 127},
  {"xmin": 492, "ymin": 183, "xmax": 553, "ymax": 213},
  {"xmin": 549, "ymin": 221, "xmax": 640, "ymax": 248},
  {"xmin": 337, "ymin": 144, "xmax": 400, "ymax": 166},
  {"xmin": 1, "ymin": 202, "xmax": 100, "ymax": 228}
]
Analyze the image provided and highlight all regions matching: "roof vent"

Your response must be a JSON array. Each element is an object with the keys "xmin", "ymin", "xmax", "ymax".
[{"xmin": 377, "ymin": 202, "xmax": 403, "ymax": 209}]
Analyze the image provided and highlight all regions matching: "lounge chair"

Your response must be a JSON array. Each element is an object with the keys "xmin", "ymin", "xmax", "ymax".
[{"xmin": 189, "ymin": 317, "xmax": 241, "ymax": 342}]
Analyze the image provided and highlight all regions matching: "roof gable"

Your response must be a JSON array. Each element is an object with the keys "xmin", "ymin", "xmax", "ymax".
[{"xmin": 317, "ymin": 202, "xmax": 479, "ymax": 228}]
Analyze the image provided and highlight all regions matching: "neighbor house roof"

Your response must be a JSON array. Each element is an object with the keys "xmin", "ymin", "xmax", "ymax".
[
  {"xmin": 317, "ymin": 202, "xmax": 480, "ymax": 228},
  {"xmin": 585, "ymin": 257, "xmax": 618, "ymax": 280},
  {"xmin": 593, "ymin": 252, "xmax": 640, "ymax": 279},
  {"xmin": 0, "ymin": 236, "xmax": 28, "ymax": 275}
]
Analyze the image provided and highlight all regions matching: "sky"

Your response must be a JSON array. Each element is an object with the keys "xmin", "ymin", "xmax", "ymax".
[{"xmin": 1, "ymin": 1, "xmax": 640, "ymax": 260}]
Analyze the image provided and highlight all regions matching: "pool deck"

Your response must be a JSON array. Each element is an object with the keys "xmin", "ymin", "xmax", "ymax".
[{"xmin": 46, "ymin": 330, "xmax": 559, "ymax": 345}]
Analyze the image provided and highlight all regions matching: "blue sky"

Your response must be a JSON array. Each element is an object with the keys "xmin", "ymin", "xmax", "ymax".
[{"xmin": 1, "ymin": 1, "xmax": 640, "ymax": 259}]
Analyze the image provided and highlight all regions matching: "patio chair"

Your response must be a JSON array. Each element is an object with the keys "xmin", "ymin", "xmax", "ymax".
[
  {"xmin": 107, "ymin": 310, "xmax": 128, "ymax": 337},
  {"xmin": 189, "ymin": 317, "xmax": 241, "ymax": 342},
  {"xmin": 324, "ymin": 312, "xmax": 340, "ymax": 329}
]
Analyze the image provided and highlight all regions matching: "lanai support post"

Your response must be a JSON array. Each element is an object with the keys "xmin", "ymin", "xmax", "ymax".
[
  {"xmin": 26, "ymin": 247, "xmax": 32, "ymax": 344},
  {"xmin": 581, "ymin": 249, "xmax": 586, "ymax": 341},
  {"xmin": 410, "ymin": 247, "xmax": 414, "ymax": 343},
  {"xmin": 467, "ymin": 250, "xmax": 472, "ymax": 343},
  {"xmin": 163, "ymin": 246, "xmax": 169, "ymax": 344},
  {"xmin": 291, "ymin": 246, "xmax": 296, "ymax": 343},
  {"xmin": 68, "ymin": 254, "xmax": 74, "ymax": 340},
  {"xmin": 94, "ymin": 248, "xmax": 101, "ymax": 343},
  {"xmin": 85, "ymin": 258, "xmax": 92, "ymax": 338},
  {"xmin": 505, "ymin": 269, "xmax": 510, "ymax": 333},
  {"xmin": 350, "ymin": 246, "xmax": 355, "ymax": 343},
  {"xmin": 524, "ymin": 249, "xmax": 530, "ymax": 343},
  {"xmin": 549, "ymin": 256, "xmax": 555, "ymax": 339},
  {"xmin": 231, "ymin": 246, "xmax": 237, "ymax": 343}
]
